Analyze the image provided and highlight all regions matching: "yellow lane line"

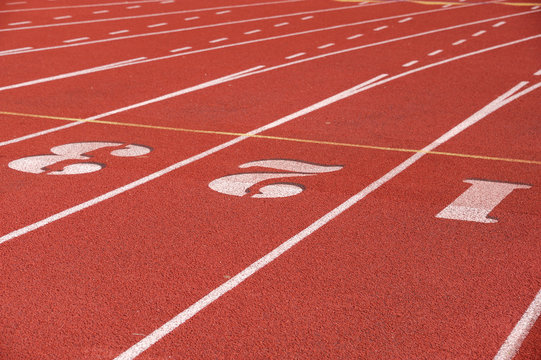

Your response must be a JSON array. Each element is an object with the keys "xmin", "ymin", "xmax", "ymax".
[{"xmin": 1, "ymin": 110, "xmax": 539, "ymax": 165}]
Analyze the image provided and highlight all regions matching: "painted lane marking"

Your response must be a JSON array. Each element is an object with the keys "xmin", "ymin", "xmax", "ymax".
[
  {"xmin": 442, "ymin": 3, "xmax": 452, "ymax": 7},
  {"xmin": 184, "ymin": 16, "xmax": 199, "ymax": 20},
  {"xmin": 301, "ymin": 15, "xmax": 314, "ymax": 20},
  {"xmin": 113, "ymin": 80, "xmax": 539, "ymax": 360},
  {"xmin": 398, "ymin": 16, "xmax": 412, "ymax": 22},
  {"xmin": 347, "ymin": 34, "xmax": 363, "ymax": 39},
  {"xmin": 93, "ymin": 10, "xmax": 109, "ymax": 14},
  {"xmin": 274, "ymin": 21, "xmax": 289, "ymax": 27},
  {"xmin": 8, "ymin": 21, "xmax": 31, "ymax": 25},
  {"xmin": 0, "ymin": 46, "xmax": 32, "ymax": 55},
  {"xmin": 244, "ymin": 29, "xmax": 261, "ymax": 34},
  {"xmin": 147, "ymin": 22, "xmax": 167, "ymax": 28},
  {"xmin": 535, "ymin": 69, "xmax": 541, "ymax": 75},
  {"xmin": 428, "ymin": 49, "xmax": 443, "ymax": 56},
  {"xmin": 161, "ymin": 0, "xmax": 174, "ymax": 3},
  {"xmin": 0, "ymin": 0, "xmax": 307, "ymax": 28},
  {"xmin": 53, "ymin": 15, "xmax": 72, "ymax": 20},
  {"xmin": 402, "ymin": 60, "xmax": 418, "ymax": 67},
  {"xmin": 317, "ymin": 43, "xmax": 334, "ymax": 49},
  {"xmin": 0, "ymin": 57, "xmax": 146, "ymax": 91},
  {"xmin": 494, "ymin": 289, "xmax": 541, "ymax": 360},
  {"xmin": 436, "ymin": 180, "xmax": 531, "ymax": 223},
  {"xmin": 6, "ymin": 1, "xmax": 27, "ymax": 4},
  {"xmin": 216, "ymin": 10, "xmax": 231, "ymax": 14},
  {"xmin": 0, "ymin": 0, "xmax": 166, "ymax": 13},
  {"xmin": 109, "ymin": 29, "xmax": 128, "ymax": 35},
  {"xmin": 453, "ymin": 39, "xmax": 466, "ymax": 45},
  {"xmin": 374, "ymin": 25, "xmax": 388, "ymax": 31},
  {"xmin": 127, "ymin": 5, "xmax": 141, "ymax": 9},
  {"xmin": 532, "ymin": 5, "xmax": 540, "ymax": 9},
  {"xmin": 285, "ymin": 52, "xmax": 305, "ymax": 59},
  {"xmin": 63, "ymin": 37, "xmax": 90, "ymax": 43},
  {"xmin": 169, "ymin": 46, "xmax": 191, "ymax": 53},
  {"xmin": 209, "ymin": 37, "xmax": 228, "ymax": 43},
  {"xmin": 493, "ymin": 21, "xmax": 506, "ymax": 27},
  {"xmin": 472, "ymin": 29, "xmax": 486, "ymax": 36}
]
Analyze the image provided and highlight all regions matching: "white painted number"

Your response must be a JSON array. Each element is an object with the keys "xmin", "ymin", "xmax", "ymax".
[
  {"xmin": 436, "ymin": 179, "xmax": 531, "ymax": 223},
  {"xmin": 209, "ymin": 159, "xmax": 343, "ymax": 198},
  {"xmin": 9, "ymin": 141, "xmax": 152, "ymax": 175}
]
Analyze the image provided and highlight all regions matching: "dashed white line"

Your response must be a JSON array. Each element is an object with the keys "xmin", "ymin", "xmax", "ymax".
[
  {"xmin": 63, "ymin": 37, "xmax": 90, "ymax": 43},
  {"xmin": 93, "ymin": 10, "xmax": 109, "ymax": 14},
  {"xmin": 453, "ymin": 39, "xmax": 466, "ymax": 45},
  {"xmin": 374, "ymin": 25, "xmax": 388, "ymax": 31},
  {"xmin": 147, "ymin": 22, "xmax": 167, "ymax": 28},
  {"xmin": 274, "ymin": 22, "xmax": 288, "ymax": 27},
  {"xmin": 0, "ymin": 46, "xmax": 32, "ymax": 55},
  {"xmin": 493, "ymin": 21, "xmax": 506, "ymax": 27},
  {"xmin": 428, "ymin": 49, "xmax": 443, "ymax": 56},
  {"xmin": 301, "ymin": 15, "xmax": 313, "ymax": 20},
  {"xmin": 185, "ymin": 16, "xmax": 199, "ymax": 20},
  {"xmin": 244, "ymin": 29, "xmax": 261, "ymax": 35},
  {"xmin": 53, "ymin": 15, "xmax": 71, "ymax": 20},
  {"xmin": 317, "ymin": 43, "xmax": 334, "ymax": 49},
  {"xmin": 285, "ymin": 52, "xmax": 305, "ymax": 59},
  {"xmin": 127, "ymin": 5, "xmax": 141, "ymax": 9},
  {"xmin": 402, "ymin": 60, "xmax": 418, "ymax": 67},
  {"xmin": 170, "ymin": 46, "xmax": 192, "ymax": 53},
  {"xmin": 347, "ymin": 34, "xmax": 363, "ymax": 39},
  {"xmin": 216, "ymin": 10, "xmax": 231, "ymax": 14},
  {"xmin": 398, "ymin": 17, "xmax": 412, "ymax": 23},
  {"xmin": 472, "ymin": 30, "xmax": 486, "ymax": 36},
  {"xmin": 109, "ymin": 29, "xmax": 128, "ymax": 35},
  {"xmin": 209, "ymin": 37, "xmax": 228, "ymax": 43},
  {"xmin": 8, "ymin": 21, "xmax": 31, "ymax": 25}
]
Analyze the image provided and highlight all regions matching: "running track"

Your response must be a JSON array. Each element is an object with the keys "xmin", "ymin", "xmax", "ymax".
[{"xmin": 0, "ymin": 0, "xmax": 540, "ymax": 358}]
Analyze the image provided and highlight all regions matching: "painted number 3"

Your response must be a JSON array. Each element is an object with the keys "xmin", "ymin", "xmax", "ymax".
[{"xmin": 8, "ymin": 141, "xmax": 152, "ymax": 175}]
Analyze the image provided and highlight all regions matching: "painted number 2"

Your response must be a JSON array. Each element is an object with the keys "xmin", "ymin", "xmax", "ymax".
[
  {"xmin": 8, "ymin": 141, "xmax": 152, "ymax": 175},
  {"xmin": 209, "ymin": 159, "xmax": 343, "ymax": 198}
]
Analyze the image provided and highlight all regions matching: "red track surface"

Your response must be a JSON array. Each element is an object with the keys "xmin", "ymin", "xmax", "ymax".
[{"xmin": 0, "ymin": 0, "xmax": 539, "ymax": 359}]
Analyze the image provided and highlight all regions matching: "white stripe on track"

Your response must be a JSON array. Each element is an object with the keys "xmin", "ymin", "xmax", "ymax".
[
  {"xmin": 1, "ymin": 35, "xmax": 538, "ymax": 248},
  {"xmin": 0, "ymin": 0, "xmax": 306, "ymax": 31},
  {"xmin": 113, "ymin": 76, "xmax": 540, "ymax": 360}
]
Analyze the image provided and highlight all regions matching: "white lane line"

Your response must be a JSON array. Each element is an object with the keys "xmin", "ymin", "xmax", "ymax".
[
  {"xmin": 0, "ymin": 0, "xmax": 167, "ymax": 13},
  {"xmin": 494, "ymin": 289, "xmax": 541, "ymax": 360},
  {"xmin": 0, "ymin": 35, "xmax": 538, "ymax": 246},
  {"xmin": 8, "ymin": 21, "xmax": 31, "ymax": 25},
  {"xmin": 374, "ymin": 25, "xmax": 388, "ymax": 31},
  {"xmin": 453, "ymin": 39, "xmax": 466, "ymax": 45},
  {"xmin": 209, "ymin": 37, "xmax": 228, "ymax": 43},
  {"xmin": 0, "ymin": 0, "xmax": 304, "ymax": 22},
  {"xmin": 0, "ymin": 57, "xmax": 146, "ymax": 92},
  {"xmin": 493, "ymin": 21, "xmax": 506, "ymax": 27},
  {"xmin": 402, "ymin": 60, "xmax": 418, "ymax": 67},
  {"xmin": 169, "ymin": 46, "xmax": 191, "ymax": 53},
  {"xmin": 6, "ymin": 1, "xmax": 27, "ymax": 4},
  {"xmin": 535, "ymin": 69, "xmax": 541, "ymax": 75},
  {"xmin": 160, "ymin": 0, "xmax": 174, "ymax": 3},
  {"xmin": 428, "ymin": 49, "xmax": 443, "ymax": 56},
  {"xmin": 532, "ymin": 5, "xmax": 540, "ymax": 9},
  {"xmin": 53, "ymin": 15, "xmax": 72, "ymax": 20},
  {"xmin": 216, "ymin": 10, "xmax": 230, "ymax": 14},
  {"xmin": 472, "ymin": 30, "xmax": 486, "ymax": 36},
  {"xmin": 184, "ymin": 16, "xmax": 199, "ymax": 20},
  {"xmin": 0, "ymin": 46, "xmax": 32, "ymax": 55},
  {"xmin": 285, "ymin": 52, "xmax": 305, "ymax": 59},
  {"xmin": 109, "ymin": 29, "xmax": 128, "ymax": 35},
  {"xmin": 301, "ymin": 15, "xmax": 313, "ymax": 20},
  {"xmin": 63, "ymin": 37, "xmax": 90, "ymax": 43},
  {"xmin": 244, "ymin": 29, "xmax": 261, "ymax": 34},
  {"xmin": 4, "ymin": 9, "xmax": 533, "ymax": 91},
  {"xmin": 127, "ymin": 5, "xmax": 141, "ymax": 9},
  {"xmin": 347, "ymin": 34, "xmax": 363, "ymax": 39},
  {"xmin": 398, "ymin": 16, "xmax": 412, "ymax": 23},
  {"xmin": 147, "ymin": 22, "xmax": 167, "ymax": 28},
  {"xmin": 113, "ymin": 78, "xmax": 540, "ymax": 360},
  {"xmin": 274, "ymin": 21, "xmax": 288, "ymax": 27},
  {"xmin": 93, "ymin": 10, "xmax": 109, "ymax": 14},
  {"xmin": 317, "ymin": 43, "xmax": 334, "ymax": 49}
]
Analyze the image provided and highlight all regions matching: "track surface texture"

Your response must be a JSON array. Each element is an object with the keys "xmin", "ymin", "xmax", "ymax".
[{"xmin": 0, "ymin": 0, "xmax": 540, "ymax": 359}]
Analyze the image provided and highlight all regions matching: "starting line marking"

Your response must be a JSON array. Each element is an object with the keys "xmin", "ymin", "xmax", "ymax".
[{"xmin": 1, "ymin": 110, "xmax": 539, "ymax": 165}]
